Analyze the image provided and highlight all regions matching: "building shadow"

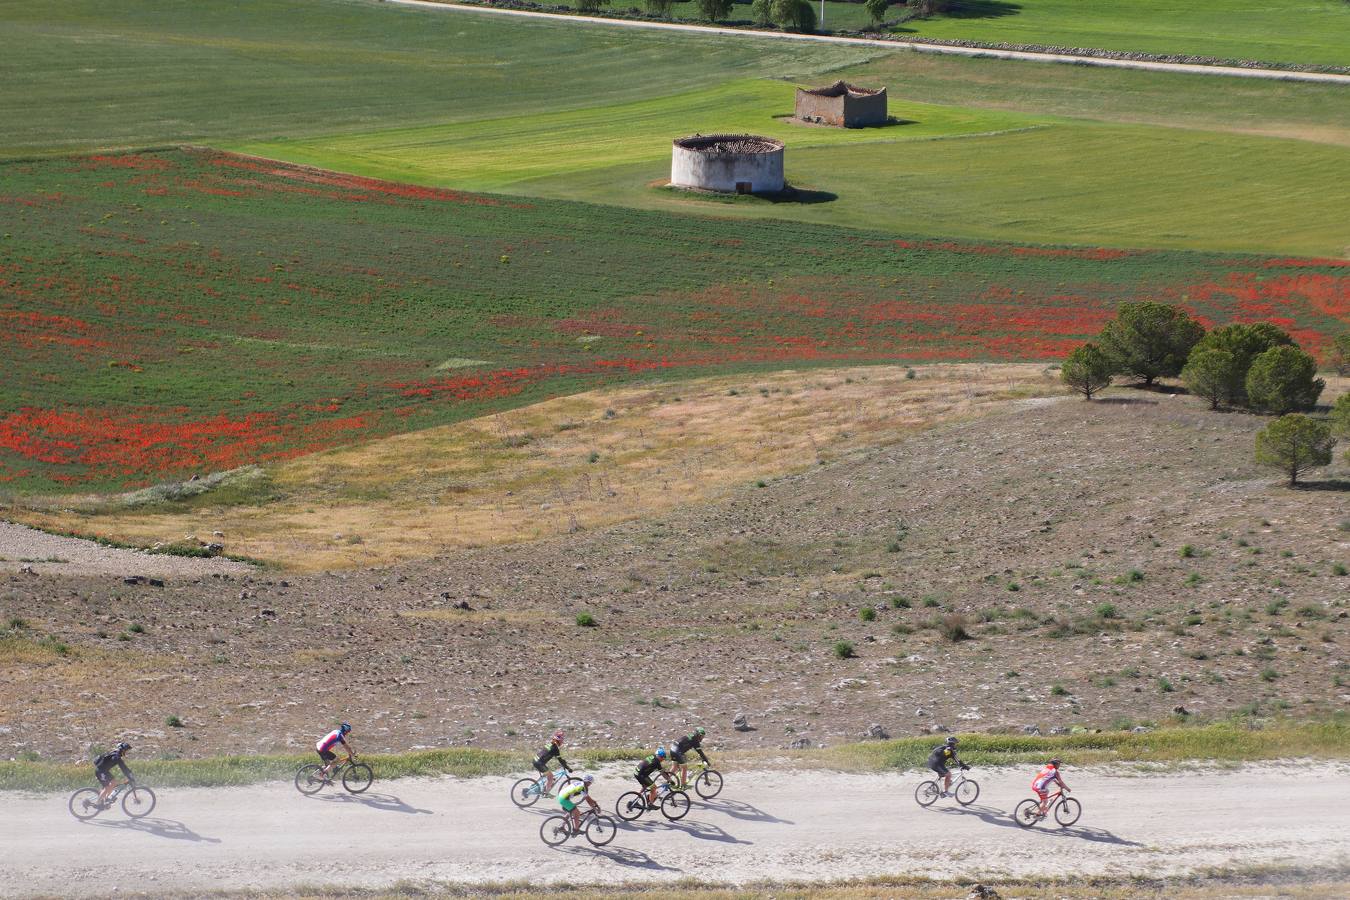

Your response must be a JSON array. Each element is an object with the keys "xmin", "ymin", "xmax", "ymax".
[
  {"xmin": 315, "ymin": 791, "xmax": 433, "ymax": 814},
  {"xmin": 555, "ymin": 843, "xmax": 681, "ymax": 871},
  {"xmin": 762, "ymin": 186, "xmax": 838, "ymax": 205},
  {"xmin": 89, "ymin": 816, "xmax": 221, "ymax": 843}
]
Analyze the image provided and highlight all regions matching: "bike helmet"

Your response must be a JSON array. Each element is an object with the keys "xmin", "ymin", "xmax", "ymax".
[
  {"xmin": 1048, "ymin": 758, "xmax": 1062, "ymax": 767},
  {"xmin": 582, "ymin": 774, "xmax": 594, "ymax": 785},
  {"xmin": 694, "ymin": 727, "xmax": 706, "ymax": 736},
  {"xmin": 116, "ymin": 741, "xmax": 131, "ymax": 753},
  {"xmin": 339, "ymin": 722, "xmax": 351, "ymax": 734},
  {"xmin": 945, "ymin": 735, "xmax": 959, "ymax": 746},
  {"xmin": 552, "ymin": 730, "xmax": 565, "ymax": 744},
  {"xmin": 655, "ymin": 747, "xmax": 667, "ymax": 759}
]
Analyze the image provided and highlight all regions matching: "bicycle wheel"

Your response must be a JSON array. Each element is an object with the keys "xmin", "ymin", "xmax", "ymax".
[
  {"xmin": 510, "ymin": 777, "xmax": 542, "ymax": 808},
  {"xmin": 615, "ymin": 791, "xmax": 647, "ymax": 822},
  {"xmin": 584, "ymin": 813, "xmax": 618, "ymax": 847},
  {"xmin": 295, "ymin": 764, "xmax": 326, "ymax": 795},
  {"xmin": 122, "ymin": 785, "xmax": 156, "ymax": 818},
  {"xmin": 1054, "ymin": 796, "xmax": 1082, "ymax": 827},
  {"xmin": 695, "ymin": 769, "xmax": 723, "ymax": 799},
  {"xmin": 955, "ymin": 779, "xmax": 979, "ymax": 807},
  {"xmin": 914, "ymin": 780, "xmax": 941, "ymax": 807},
  {"xmin": 661, "ymin": 789, "xmax": 691, "ymax": 820},
  {"xmin": 342, "ymin": 762, "xmax": 374, "ymax": 794},
  {"xmin": 540, "ymin": 815, "xmax": 571, "ymax": 847},
  {"xmin": 1014, "ymin": 798, "xmax": 1042, "ymax": 828},
  {"xmin": 68, "ymin": 788, "xmax": 103, "ymax": 821}
]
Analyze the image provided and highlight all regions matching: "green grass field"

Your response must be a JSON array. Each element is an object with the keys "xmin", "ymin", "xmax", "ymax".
[
  {"xmin": 1, "ymin": 721, "xmax": 1343, "ymax": 791},
  {"xmin": 530, "ymin": 0, "xmax": 1350, "ymax": 68},
  {"xmin": 0, "ymin": 0, "xmax": 880, "ymax": 156}
]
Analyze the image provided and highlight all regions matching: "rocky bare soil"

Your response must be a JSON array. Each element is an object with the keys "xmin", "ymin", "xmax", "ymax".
[{"xmin": 2, "ymin": 389, "xmax": 1347, "ymax": 762}]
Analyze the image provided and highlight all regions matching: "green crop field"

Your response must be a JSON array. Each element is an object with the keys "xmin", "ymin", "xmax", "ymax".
[
  {"xmin": 530, "ymin": 0, "xmax": 1350, "ymax": 68},
  {"xmin": 2, "ymin": 150, "xmax": 1345, "ymax": 492}
]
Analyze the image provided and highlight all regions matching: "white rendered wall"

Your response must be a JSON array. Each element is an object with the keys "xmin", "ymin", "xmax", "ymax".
[{"xmin": 670, "ymin": 145, "xmax": 784, "ymax": 194}]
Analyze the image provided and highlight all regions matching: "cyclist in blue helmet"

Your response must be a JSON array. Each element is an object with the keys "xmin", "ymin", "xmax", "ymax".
[{"xmin": 315, "ymin": 722, "xmax": 354, "ymax": 780}]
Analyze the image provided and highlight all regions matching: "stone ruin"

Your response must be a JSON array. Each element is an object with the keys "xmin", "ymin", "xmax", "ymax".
[{"xmin": 794, "ymin": 81, "xmax": 888, "ymax": 128}]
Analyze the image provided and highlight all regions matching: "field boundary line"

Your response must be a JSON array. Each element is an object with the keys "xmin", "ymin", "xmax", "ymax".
[{"xmin": 386, "ymin": 0, "xmax": 1350, "ymax": 85}]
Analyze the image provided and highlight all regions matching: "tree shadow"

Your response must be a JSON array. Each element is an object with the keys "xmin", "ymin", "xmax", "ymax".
[
  {"xmin": 315, "ymin": 791, "xmax": 433, "ymax": 814},
  {"xmin": 1091, "ymin": 397, "xmax": 1159, "ymax": 406},
  {"xmin": 700, "ymin": 797, "xmax": 794, "ymax": 825},
  {"xmin": 89, "ymin": 816, "xmax": 221, "ymax": 843},
  {"xmin": 554, "ymin": 843, "xmax": 682, "ymax": 871},
  {"xmin": 941, "ymin": 1, "xmax": 1023, "ymax": 20},
  {"xmin": 1292, "ymin": 479, "xmax": 1350, "ymax": 492}
]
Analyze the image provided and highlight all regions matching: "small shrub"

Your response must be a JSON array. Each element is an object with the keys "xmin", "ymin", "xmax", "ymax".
[
  {"xmin": 1295, "ymin": 604, "xmax": 1326, "ymax": 619},
  {"xmin": 1126, "ymin": 569, "xmax": 1144, "ymax": 583},
  {"xmin": 891, "ymin": 623, "xmax": 913, "ymax": 635},
  {"xmin": 1180, "ymin": 544, "xmax": 1196, "ymax": 558},
  {"xmin": 939, "ymin": 613, "xmax": 971, "ymax": 642},
  {"xmin": 575, "ymin": 612, "xmax": 597, "ymax": 627},
  {"xmin": 1183, "ymin": 614, "xmax": 1202, "ymax": 626},
  {"xmin": 1007, "ymin": 582, "xmax": 1020, "ymax": 592},
  {"xmin": 890, "ymin": 596, "xmax": 910, "ymax": 609},
  {"xmin": 1333, "ymin": 563, "xmax": 1347, "ymax": 576},
  {"xmin": 1095, "ymin": 602, "xmax": 1119, "ymax": 619},
  {"xmin": 1185, "ymin": 573, "xmax": 1205, "ymax": 587},
  {"xmin": 165, "ymin": 715, "xmax": 184, "ymax": 728},
  {"xmin": 1259, "ymin": 667, "xmax": 1278, "ymax": 682},
  {"xmin": 587, "ymin": 451, "xmax": 600, "ymax": 464},
  {"xmin": 859, "ymin": 606, "xmax": 876, "ymax": 622},
  {"xmin": 1265, "ymin": 599, "xmax": 1289, "ymax": 616},
  {"xmin": 905, "ymin": 367, "xmax": 916, "ymax": 380},
  {"xmin": 128, "ymin": 622, "xmax": 146, "ymax": 634},
  {"xmin": 922, "ymin": 597, "xmax": 940, "ymax": 608},
  {"xmin": 1158, "ymin": 677, "xmax": 1175, "ymax": 693},
  {"xmin": 1050, "ymin": 684, "xmax": 1069, "ymax": 696},
  {"xmin": 833, "ymin": 640, "xmax": 856, "ymax": 660}
]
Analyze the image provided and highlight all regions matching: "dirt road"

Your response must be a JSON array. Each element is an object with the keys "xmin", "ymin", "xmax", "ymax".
[
  {"xmin": 387, "ymin": 0, "xmax": 1350, "ymax": 85},
  {"xmin": 4, "ymin": 765, "xmax": 1347, "ymax": 896}
]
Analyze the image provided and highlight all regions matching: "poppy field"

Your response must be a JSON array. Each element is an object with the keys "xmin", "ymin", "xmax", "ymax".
[{"xmin": 1, "ymin": 149, "xmax": 1346, "ymax": 492}]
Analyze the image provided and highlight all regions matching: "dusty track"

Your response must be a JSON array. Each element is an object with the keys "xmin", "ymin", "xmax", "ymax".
[
  {"xmin": 387, "ymin": 0, "xmax": 1350, "ymax": 85},
  {"xmin": 5, "ymin": 765, "xmax": 1348, "ymax": 897}
]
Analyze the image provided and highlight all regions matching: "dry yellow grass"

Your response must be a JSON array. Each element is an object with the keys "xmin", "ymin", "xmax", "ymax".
[{"xmin": 17, "ymin": 364, "xmax": 1056, "ymax": 571}]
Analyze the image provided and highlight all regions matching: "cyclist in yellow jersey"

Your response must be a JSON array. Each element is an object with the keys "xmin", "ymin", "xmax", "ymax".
[{"xmin": 558, "ymin": 774, "xmax": 598, "ymax": 831}]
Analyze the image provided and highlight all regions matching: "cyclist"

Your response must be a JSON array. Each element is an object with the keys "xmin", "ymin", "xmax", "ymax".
[
  {"xmin": 634, "ymin": 746, "xmax": 672, "ymax": 807},
  {"xmin": 558, "ymin": 773, "xmax": 599, "ymax": 831},
  {"xmin": 1032, "ymin": 758, "xmax": 1070, "ymax": 817},
  {"xmin": 315, "ymin": 722, "xmax": 355, "ymax": 779},
  {"xmin": 667, "ymin": 727, "xmax": 710, "ymax": 788},
  {"xmin": 532, "ymin": 730, "xmax": 571, "ymax": 795},
  {"xmin": 926, "ymin": 735, "xmax": 966, "ymax": 797},
  {"xmin": 93, "ymin": 741, "xmax": 133, "ymax": 804}
]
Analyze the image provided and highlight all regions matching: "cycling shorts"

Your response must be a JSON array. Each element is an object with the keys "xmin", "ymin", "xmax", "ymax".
[
  {"xmin": 928, "ymin": 761, "xmax": 949, "ymax": 778},
  {"xmin": 669, "ymin": 749, "xmax": 687, "ymax": 765},
  {"xmin": 636, "ymin": 772, "xmax": 654, "ymax": 788},
  {"xmin": 94, "ymin": 767, "xmax": 115, "ymax": 786},
  {"xmin": 532, "ymin": 759, "xmax": 550, "ymax": 774},
  {"xmin": 560, "ymin": 796, "xmax": 578, "ymax": 812},
  {"xmin": 318, "ymin": 748, "xmax": 337, "ymax": 763}
]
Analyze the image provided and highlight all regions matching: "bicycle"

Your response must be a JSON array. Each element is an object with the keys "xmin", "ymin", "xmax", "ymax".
[
  {"xmin": 914, "ymin": 766, "xmax": 979, "ymax": 808},
  {"xmin": 615, "ymin": 780, "xmax": 690, "ymax": 822},
  {"xmin": 294, "ymin": 754, "xmax": 374, "ymax": 795},
  {"xmin": 510, "ymin": 766, "xmax": 582, "ymax": 808},
  {"xmin": 668, "ymin": 760, "xmax": 723, "ymax": 800},
  {"xmin": 539, "ymin": 804, "xmax": 618, "ymax": 847},
  {"xmin": 1014, "ymin": 787, "xmax": 1081, "ymax": 828},
  {"xmin": 68, "ymin": 779, "xmax": 157, "ymax": 820}
]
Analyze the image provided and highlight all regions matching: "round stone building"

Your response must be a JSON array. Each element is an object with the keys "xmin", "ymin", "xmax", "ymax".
[{"xmin": 670, "ymin": 134, "xmax": 784, "ymax": 195}]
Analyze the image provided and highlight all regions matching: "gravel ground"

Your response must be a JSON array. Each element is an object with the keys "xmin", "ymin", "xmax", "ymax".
[{"xmin": 0, "ymin": 522, "xmax": 255, "ymax": 578}]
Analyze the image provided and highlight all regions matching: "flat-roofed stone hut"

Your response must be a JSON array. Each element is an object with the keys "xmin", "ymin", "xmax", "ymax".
[{"xmin": 794, "ymin": 81, "xmax": 887, "ymax": 128}]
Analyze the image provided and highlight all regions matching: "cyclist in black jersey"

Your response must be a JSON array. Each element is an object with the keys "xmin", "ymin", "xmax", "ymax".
[
  {"xmin": 634, "ymin": 747, "xmax": 672, "ymax": 806},
  {"xmin": 93, "ymin": 742, "xmax": 133, "ymax": 804},
  {"xmin": 667, "ymin": 727, "xmax": 709, "ymax": 787},
  {"xmin": 926, "ymin": 735, "xmax": 967, "ymax": 797},
  {"xmin": 532, "ymin": 730, "xmax": 570, "ymax": 794}
]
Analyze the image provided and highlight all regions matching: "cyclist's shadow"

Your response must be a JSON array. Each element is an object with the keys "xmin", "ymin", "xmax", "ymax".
[
  {"xmin": 658, "ymin": 817, "xmax": 753, "ymax": 845},
  {"xmin": 315, "ymin": 792, "xmax": 432, "ymax": 815},
  {"xmin": 554, "ymin": 843, "xmax": 681, "ymax": 872},
  {"xmin": 936, "ymin": 805, "xmax": 1143, "ymax": 846},
  {"xmin": 699, "ymin": 797, "xmax": 792, "ymax": 825},
  {"xmin": 89, "ymin": 817, "xmax": 221, "ymax": 843}
]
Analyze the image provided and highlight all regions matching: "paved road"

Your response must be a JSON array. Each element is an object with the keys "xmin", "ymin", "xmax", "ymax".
[
  {"xmin": 388, "ymin": 0, "xmax": 1350, "ymax": 85},
  {"xmin": 5, "ymin": 765, "xmax": 1348, "ymax": 896}
]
